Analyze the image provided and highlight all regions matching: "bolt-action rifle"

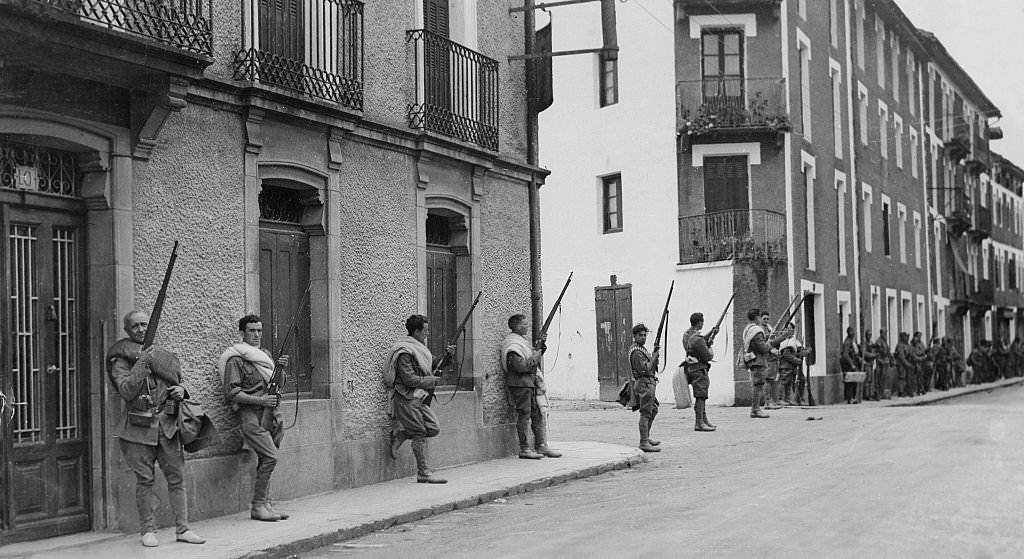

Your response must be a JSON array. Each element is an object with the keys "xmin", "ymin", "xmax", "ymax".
[
  {"xmin": 536, "ymin": 272, "xmax": 572, "ymax": 348},
  {"xmin": 142, "ymin": 241, "xmax": 179, "ymax": 351},
  {"xmin": 706, "ymin": 293, "xmax": 735, "ymax": 346},
  {"xmin": 652, "ymin": 281, "xmax": 675, "ymax": 371},
  {"xmin": 260, "ymin": 281, "xmax": 312, "ymax": 431},
  {"xmin": 267, "ymin": 281, "xmax": 313, "ymax": 398},
  {"xmin": 138, "ymin": 242, "xmax": 183, "ymax": 388},
  {"xmin": 429, "ymin": 291, "xmax": 484, "ymax": 405}
]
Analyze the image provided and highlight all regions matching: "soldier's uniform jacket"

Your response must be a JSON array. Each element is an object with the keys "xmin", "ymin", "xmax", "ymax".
[
  {"xmin": 682, "ymin": 328, "xmax": 713, "ymax": 373},
  {"xmin": 107, "ymin": 338, "xmax": 184, "ymax": 445}
]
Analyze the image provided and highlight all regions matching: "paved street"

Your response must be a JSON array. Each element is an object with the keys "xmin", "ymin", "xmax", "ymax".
[{"xmin": 302, "ymin": 385, "xmax": 1024, "ymax": 559}]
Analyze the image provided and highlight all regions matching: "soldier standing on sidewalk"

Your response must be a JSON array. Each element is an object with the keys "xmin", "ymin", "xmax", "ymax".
[
  {"xmin": 862, "ymin": 329, "xmax": 878, "ymax": 401},
  {"xmin": 219, "ymin": 314, "xmax": 290, "ymax": 521},
  {"xmin": 501, "ymin": 314, "xmax": 562, "ymax": 459},
  {"xmin": 874, "ymin": 330, "xmax": 894, "ymax": 399},
  {"xmin": 108, "ymin": 310, "xmax": 206, "ymax": 547},
  {"xmin": 629, "ymin": 323, "xmax": 662, "ymax": 452},
  {"xmin": 682, "ymin": 312, "xmax": 717, "ymax": 432}
]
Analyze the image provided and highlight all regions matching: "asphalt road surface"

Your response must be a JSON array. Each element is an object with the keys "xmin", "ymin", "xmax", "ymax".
[{"xmin": 302, "ymin": 385, "xmax": 1024, "ymax": 559}]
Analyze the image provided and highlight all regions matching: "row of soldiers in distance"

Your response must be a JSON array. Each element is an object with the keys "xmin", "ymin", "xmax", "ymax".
[{"xmin": 838, "ymin": 328, "xmax": 1022, "ymax": 403}]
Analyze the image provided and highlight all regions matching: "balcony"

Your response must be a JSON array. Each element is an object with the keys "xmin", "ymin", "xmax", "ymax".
[
  {"xmin": 973, "ymin": 278, "xmax": 995, "ymax": 307},
  {"xmin": 234, "ymin": 0, "xmax": 364, "ymax": 110},
  {"xmin": 406, "ymin": 30, "xmax": 499, "ymax": 152},
  {"xmin": 943, "ymin": 189, "xmax": 972, "ymax": 237},
  {"xmin": 0, "ymin": 0, "xmax": 212, "ymax": 56},
  {"xmin": 677, "ymin": 78, "xmax": 789, "ymax": 145},
  {"xmin": 970, "ymin": 204, "xmax": 991, "ymax": 240},
  {"xmin": 678, "ymin": 209, "xmax": 786, "ymax": 265}
]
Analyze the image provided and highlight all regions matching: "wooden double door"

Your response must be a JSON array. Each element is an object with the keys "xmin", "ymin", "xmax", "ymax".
[
  {"xmin": 0, "ymin": 206, "xmax": 90, "ymax": 543},
  {"xmin": 596, "ymin": 282, "xmax": 633, "ymax": 401}
]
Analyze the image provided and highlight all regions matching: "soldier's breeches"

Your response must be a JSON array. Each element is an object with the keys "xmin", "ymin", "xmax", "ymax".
[
  {"xmin": 240, "ymin": 407, "xmax": 282, "ymax": 505},
  {"xmin": 120, "ymin": 435, "xmax": 188, "ymax": 535}
]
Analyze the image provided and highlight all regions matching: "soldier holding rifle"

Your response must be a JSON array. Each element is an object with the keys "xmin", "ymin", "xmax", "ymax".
[
  {"xmin": 682, "ymin": 313, "xmax": 717, "ymax": 432},
  {"xmin": 630, "ymin": 281, "xmax": 673, "ymax": 452},
  {"xmin": 383, "ymin": 315, "xmax": 455, "ymax": 484},
  {"xmin": 107, "ymin": 242, "xmax": 205, "ymax": 547},
  {"xmin": 219, "ymin": 314, "xmax": 291, "ymax": 521},
  {"xmin": 501, "ymin": 313, "xmax": 561, "ymax": 459}
]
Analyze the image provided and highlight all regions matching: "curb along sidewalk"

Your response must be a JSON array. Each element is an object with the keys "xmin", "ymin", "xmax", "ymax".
[{"xmin": 0, "ymin": 441, "xmax": 645, "ymax": 559}]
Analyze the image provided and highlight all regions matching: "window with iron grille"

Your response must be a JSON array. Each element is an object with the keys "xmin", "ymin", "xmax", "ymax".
[
  {"xmin": 234, "ymin": 0, "xmax": 364, "ymax": 109},
  {"xmin": 0, "ymin": 141, "xmax": 79, "ymax": 197},
  {"xmin": 602, "ymin": 174, "xmax": 622, "ymax": 234}
]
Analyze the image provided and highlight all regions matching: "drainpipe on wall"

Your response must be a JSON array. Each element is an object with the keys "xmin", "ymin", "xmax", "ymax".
[{"xmin": 525, "ymin": 0, "xmax": 544, "ymax": 334}]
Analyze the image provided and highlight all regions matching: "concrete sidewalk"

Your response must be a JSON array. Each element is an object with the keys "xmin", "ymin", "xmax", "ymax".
[{"xmin": 0, "ymin": 441, "xmax": 644, "ymax": 559}]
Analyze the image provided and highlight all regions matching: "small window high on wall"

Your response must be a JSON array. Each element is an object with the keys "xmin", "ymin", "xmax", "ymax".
[{"xmin": 602, "ymin": 174, "xmax": 622, "ymax": 233}]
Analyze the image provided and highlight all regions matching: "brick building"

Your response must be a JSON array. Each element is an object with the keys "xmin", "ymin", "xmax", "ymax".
[
  {"xmin": 539, "ymin": 0, "xmax": 1023, "ymax": 407},
  {"xmin": 0, "ymin": 0, "xmax": 542, "ymax": 542}
]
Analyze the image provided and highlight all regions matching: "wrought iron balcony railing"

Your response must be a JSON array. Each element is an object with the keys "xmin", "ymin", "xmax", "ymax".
[
  {"xmin": 971, "ymin": 204, "xmax": 992, "ymax": 240},
  {"xmin": 406, "ymin": 29, "xmax": 499, "ymax": 151},
  {"xmin": 5, "ymin": 0, "xmax": 213, "ymax": 56},
  {"xmin": 234, "ymin": 0, "xmax": 364, "ymax": 110},
  {"xmin": 677, "ymin": 77, "xmax": 789, "ymax": 137},
  {"xmin": 943, "ymin": 188, "xmax": 972, "ymax": 237},
  {"xmin": 678, "ymin": 209, "xmax": 786, "ymax": 265}
]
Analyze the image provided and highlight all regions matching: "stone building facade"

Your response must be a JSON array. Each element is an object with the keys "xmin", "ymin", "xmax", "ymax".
[{"xmin": 0, "ymin": 0, "xmax": 541, "ymax": 542}]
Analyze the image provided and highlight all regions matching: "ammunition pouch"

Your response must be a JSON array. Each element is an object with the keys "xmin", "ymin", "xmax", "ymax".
[{"xmin": 127, "ymin": 409, "xmax": 156, "ymax": 427}]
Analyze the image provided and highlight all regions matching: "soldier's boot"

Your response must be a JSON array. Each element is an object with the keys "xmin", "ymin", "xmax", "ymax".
[
  {"xmin": 251, "ymin": 473, "xmax": 280, "ymax": 521},
  {"xmin": 535, "ymin": 440, "xmax": 562, "ymax": 458},
  {"xmin": 646, "ymin": 417, "xmax": 660, "ymax": 446},
  {"xmin": 389, "ymin": 430, "xmax": 407, "ymax": 460},
  {"xmin": 250, "ymin": 503, "xmax": 281, "ymax": 522},
  {"xmin": 750, "ymin": 387, "xmax": 769, "ymax": 418},
  {"xmin": 638, "ymin": 417, "xmax": 661, "ymax": 452},
  {"xmin": 412, "ymin": 439, "xmax": 448, "ymax": 484},
  {"xmin": 696, "ymin": 398, "xmax": 716, "ymax": 431},
  {"xmin": 264, "ymin": 485, "xmax": 289, "ymax": 520}
]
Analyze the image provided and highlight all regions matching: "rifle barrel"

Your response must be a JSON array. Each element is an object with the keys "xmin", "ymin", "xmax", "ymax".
[
  {"xmin": 652, "ymin": 281, "xmax": 675, "ymax": 351},
  {"xmin": 143, "ymin": 241, "xmax": 179, "ymax": 349},
  {"xmin": 539, "ymin": 272, "xmax": 572, "ymax": 339}
]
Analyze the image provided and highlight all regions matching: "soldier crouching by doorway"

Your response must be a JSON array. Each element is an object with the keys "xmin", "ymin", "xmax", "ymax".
[
  {"xmin": 682, "ymin": 312, "xmax": 717, "ymax": 432},
  {"xmin": 629, "ymin": 323, "xmax": 662, "ymax": 452},
  {"xmin": 501, "ymin": 313, "xmax": 562, "ymax": 459},
  {"xmin": 384, "ymin": 314, "xmax": 454, "ymax": 484},
  {"xmin": 107, "ymin": 310, "xmax": 206, "ymax": 547},
  {"xmin": 219, "ymin": 314, "xmax": 290, "ymax": 521}
]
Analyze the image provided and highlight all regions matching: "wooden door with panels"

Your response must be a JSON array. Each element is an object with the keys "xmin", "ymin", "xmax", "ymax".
[{"xmin": 1, "ymin": 205, "xmax": 89, "ymax": 543}]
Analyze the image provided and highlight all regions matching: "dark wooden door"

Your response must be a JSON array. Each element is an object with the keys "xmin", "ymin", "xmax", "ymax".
[
  {"xmin": 259, "ymin": 226, "xmax": 312, "ymax": 393},
  {"xmin": 426, "ymin": 247, "xmax": 458, "ymax": 380},
  {"xmin": 595, "ymin": 283, "xmax": 632, "ymax": 401},
  {"xmin": 1, "ymin": 207, "xmax": 89, "ymax": 542},
  {"xmin": 704, "ymin": 155, "xmax": 749, "ymax": 214}
]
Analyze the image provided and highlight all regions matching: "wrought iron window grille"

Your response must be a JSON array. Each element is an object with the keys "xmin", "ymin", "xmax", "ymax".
[
  {"xmin": 259, "ymin": 186, "xmax": 303, "ymax": 224},
  {"xmin": 234, "ymin": 0, "xmax": 364, "ymax": 110},
  {"xmin": 17, "ymin": 0, "xmax": 213, "ymax": 56},
  {"xmin": 0, "ymin": 141, "xmax": 79, "ymax": 197},
  {"xmin": 406, "ymin": 29, "xmax": 499, "ymax": 152}
]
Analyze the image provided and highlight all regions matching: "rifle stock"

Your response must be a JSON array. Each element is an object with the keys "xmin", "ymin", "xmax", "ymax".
[
  {"xmin": 537, "ymin": 272, "xmax": 572, "ymax": 346},
  {"xmin": 142, "ymin": 241, "xmax": 179, "ymax": 350}
]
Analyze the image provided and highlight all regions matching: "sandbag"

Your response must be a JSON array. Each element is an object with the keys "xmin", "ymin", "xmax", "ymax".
[{"xmin": 672, "ymin": 365, "xmax": 692, "ymax": 409}]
